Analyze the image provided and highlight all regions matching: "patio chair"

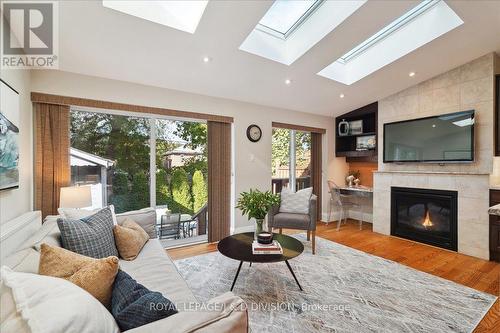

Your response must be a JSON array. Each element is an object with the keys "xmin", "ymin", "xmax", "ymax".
[{"xmin": 158, "ymin": 213, "xmax": 182, "ymax": 239}]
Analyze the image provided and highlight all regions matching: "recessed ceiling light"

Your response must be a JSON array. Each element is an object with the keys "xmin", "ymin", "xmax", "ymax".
[
  {"xmin": 339, "ymin": 94, "xmax": 345, "ymax": 98},
  {"xmin": 409, "ymin": 71, "xmax": 416, "ymax": 77},
  {"xmin": 203, "ymin": 56, "xmax": 211, "ymax": 63},
  {"xmin": 285, "ymin": 79, "xmax": 292, "ymax": 85}
]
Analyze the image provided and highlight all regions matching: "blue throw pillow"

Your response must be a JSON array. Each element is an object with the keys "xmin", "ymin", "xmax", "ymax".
[
  {"xmin": 111, "ymin": 270, "xmax": 178, "ymax": 331},
  {"xmin": 57, "ymin": 207, "xmax": 118, "ymax": 258}
]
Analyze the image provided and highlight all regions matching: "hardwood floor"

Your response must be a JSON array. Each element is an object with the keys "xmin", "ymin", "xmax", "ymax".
[{"xmin": 167, "ymin": 220, "xmax": 500, "ymax": 332}]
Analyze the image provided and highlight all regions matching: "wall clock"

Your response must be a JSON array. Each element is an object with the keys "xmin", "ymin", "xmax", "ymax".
[{"xmin": 246, "ymin": 124, "xmax": 262, "ymax": 142}]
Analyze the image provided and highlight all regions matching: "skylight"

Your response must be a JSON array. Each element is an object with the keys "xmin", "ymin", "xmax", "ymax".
[
  {"xmin": 257, "ymin": 0, "xmax": 323, "ymax": 39},
  {"xmin": 102, "ymin": 1, "xmax": 208, "ymax": 34},
  {"xmin": 240, "ymin": 1, "xmax": 367, "ymax": 65},
  {"xmin": 318, "ymin": 0, "xmax": 464, "ymax": 85}
]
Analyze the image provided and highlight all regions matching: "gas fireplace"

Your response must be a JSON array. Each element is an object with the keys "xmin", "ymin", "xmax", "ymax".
[{"xmin": 391, "ymin": 187, "xmax": 458, "ymax": 251}]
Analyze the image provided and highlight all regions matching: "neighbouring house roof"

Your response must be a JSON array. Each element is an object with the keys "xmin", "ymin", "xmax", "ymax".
[
  {"xmin": 164, "ymin": 146, "xmax": 203, "ymax": 157},
  {"xmin": 70, "ymin": 148, "xmax": 115, "ymax": 168}
]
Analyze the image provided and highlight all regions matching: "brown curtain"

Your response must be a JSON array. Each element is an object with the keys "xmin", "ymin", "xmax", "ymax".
[
  {"xmin": 207, "ymin": 121, "xmax": 231, "ymax": 242},
  {"xmin": 311, "ymin": 132, "xmax": 322, "ymax": 220},
  {"xmin": 34, "ymin": 103, "xmax": 71, "ymax": 219}
]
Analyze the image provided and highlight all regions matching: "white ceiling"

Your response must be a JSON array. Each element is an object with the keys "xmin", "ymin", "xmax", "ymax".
[{"xmin": 57, "ymin": 0, "xmax": 500, "ymax": 117}]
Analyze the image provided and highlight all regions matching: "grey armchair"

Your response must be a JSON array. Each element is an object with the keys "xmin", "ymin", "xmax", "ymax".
[{"xmin": 268, "ymin": 194, "xmax": 317, "ymax": 254}]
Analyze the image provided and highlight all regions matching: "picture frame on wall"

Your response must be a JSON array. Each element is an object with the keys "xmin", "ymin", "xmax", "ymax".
[
  {"xmin": 349, "ymin": 119, "xmax": 363, "ymax": 135},
  {"xmin": 0, "ymin": 79, "xmax": 20, "ymax": 191}
]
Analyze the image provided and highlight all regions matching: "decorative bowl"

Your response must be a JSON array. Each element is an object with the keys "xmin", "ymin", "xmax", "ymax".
[{"xmin": 257, "ymin": 232, "xmax": 273, "ymax": 245}]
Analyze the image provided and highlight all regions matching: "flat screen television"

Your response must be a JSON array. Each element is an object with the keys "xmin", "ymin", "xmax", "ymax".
[{"xmin": 384, "ymin": 110, "xmax": 474, "ymax": 163}]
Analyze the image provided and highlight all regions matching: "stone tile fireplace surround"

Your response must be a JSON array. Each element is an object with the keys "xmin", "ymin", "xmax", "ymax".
[
  {"xmin": 374, "ymin": 172, "xmax": 489, "ymax": 259},
  {"xmin": 373, "ymin": 53, "xmax": 496, "ymax": 260}
]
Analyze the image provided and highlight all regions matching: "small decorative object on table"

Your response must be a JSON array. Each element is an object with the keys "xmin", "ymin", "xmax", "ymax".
[
  {"xmin": 354, "ymin": 178, "xmax": 360, "ymax": 186},
  {"xmin": 236, "ymin": 189, "xmax": 280, "ymax": 240},
  {"xmin": 346, "ymin": 175, "xmax": 355, "ymax": 187},
  {"xmin": 345, "ymin": 170, "xmax": 360, "ymax": 187},
  {"xmin": 257, "ymin": 232, "xmax": 273, "ymax": 244}
]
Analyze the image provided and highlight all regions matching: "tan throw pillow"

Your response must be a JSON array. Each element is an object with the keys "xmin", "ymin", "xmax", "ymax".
[
  {"xmin": 113, "ymin": 218, "xmax": 150, "ymax": 261},
  {"xmin": 38, "ymin": 243, "xmax": 119, "ymax": 308}
]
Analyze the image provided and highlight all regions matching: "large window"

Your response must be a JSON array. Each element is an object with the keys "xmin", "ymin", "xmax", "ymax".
[
  {"xmin": 70, "ymin": 111, "xmax": 151, "ymax": 212},
  {"xmin": 271, "ymin": 128, "xmax": 311, "ymax": 193},
  {"xmin": 70, "ymin": 109, "xmax": 208, "ymax": 246}
]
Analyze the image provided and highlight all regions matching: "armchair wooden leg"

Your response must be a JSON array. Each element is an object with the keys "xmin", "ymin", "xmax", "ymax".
[
  {"xmin": 312, "ymin": 230, "xmax": 316, "ymax": 255},
  {"xmin": 279, "ymin": 228, "xmax": 282, "ymax": 234},
  {"xmin": 307, "ymin": 230, "xmax": 310, "ymax": 241}
]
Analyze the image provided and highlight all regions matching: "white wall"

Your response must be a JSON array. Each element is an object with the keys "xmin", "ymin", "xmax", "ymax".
[
  {"xmin": 30, "ymin": 70, "xmax": 347, "ymax": 230},
  {"xmin": 0, "ymin": 69, "xmax": 33, "ymax": 225}
]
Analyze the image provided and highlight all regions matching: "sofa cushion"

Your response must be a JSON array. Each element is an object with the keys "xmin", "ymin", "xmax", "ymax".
[
  {"xmin": 38, "ymin": 244, "xmax": 119, "ymax": 308},
  {"xmin": 113, "ymin": 218, "xmax": 150, "ymax": 261},
  {"xmin": 0, "ymin": 266, "xmax": 119, "ymax": 333},
  {"xmin": 116, "ymin": 208, "xmax": 157, "ymax": 239},
  {"xmin": 279, "ymin": 187, "xmax": 312, "ymax": 214},
  {"xmin": 57, "ymin": 207, "xmax": 119, "ymax": 258},
  {"xmin": 58, "ymin": 204, "xmax": 118, "ymax": 224},
  {"xmin": 272, "ymin": 212, "xmax": 311, "ymax": 230},
  {"xmin": 1, "ymin": 248, "xmax": 40, "ymax": 273},
  {"xmin": 119, "ymin": 239, "xmax": 197, "ymax": 306},
  {"xmin": 17, "ymin": 216, "xmax": 62, "ymax": 252},
  {"xmin": 111, "ymin": 270, "xmax": 178, "ymax": 331}
]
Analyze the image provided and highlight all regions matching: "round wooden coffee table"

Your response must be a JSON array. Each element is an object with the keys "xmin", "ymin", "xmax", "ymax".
[{"xmin": 217, "ymin": 232, "xmax": 304, "ymax": 291}]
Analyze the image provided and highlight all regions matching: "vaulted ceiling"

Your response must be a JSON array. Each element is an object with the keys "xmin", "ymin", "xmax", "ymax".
[{"xmin": 57, "ymin": 1, "xmax": 500, "ymax": 117}]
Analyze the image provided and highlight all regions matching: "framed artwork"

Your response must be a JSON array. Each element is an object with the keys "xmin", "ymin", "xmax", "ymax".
[
  {"xmin": 349, "ymin": 119, "xmax": 363, "ymax": 135},
  {"xmin": 0, "ymin": 79, "xmax": 20, "ymax": 190},
  {"xmin": 356, "ymin": 135, "xmax": 376, "ymax": 151}
]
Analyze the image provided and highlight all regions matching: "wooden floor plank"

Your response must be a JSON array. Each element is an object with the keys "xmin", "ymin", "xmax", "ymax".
[{"xmin": 167, "ymin": 220, "xmax": 500, "ymax": 332}]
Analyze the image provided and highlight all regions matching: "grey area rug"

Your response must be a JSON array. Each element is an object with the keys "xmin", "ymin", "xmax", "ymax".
[{"xmin": 174, "ymin": 234, "xmax": 496, "ymax": 333}]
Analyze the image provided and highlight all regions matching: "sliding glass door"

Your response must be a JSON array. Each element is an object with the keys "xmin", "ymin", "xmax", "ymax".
[
  {"xmin": 69, "ymin": 109, "xmax": 208, "ymax": 247},
  {"xmin": 271, "ymin": 127, "xmax": 311, "ymax": 193}
]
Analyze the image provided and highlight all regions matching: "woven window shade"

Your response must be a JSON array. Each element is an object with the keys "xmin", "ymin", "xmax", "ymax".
[
  {"xmin": 34, "ymin": 103, "xmax": 71, "ymax": 219},
  {"xmin": 207, "ymin": 121, "xmax": 231, "ymax": 242}
]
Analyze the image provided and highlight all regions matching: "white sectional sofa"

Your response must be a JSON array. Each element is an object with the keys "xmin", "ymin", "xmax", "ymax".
[{"xmin": 0, "ymin": 210, "xmax": 248, "ymax": 333}]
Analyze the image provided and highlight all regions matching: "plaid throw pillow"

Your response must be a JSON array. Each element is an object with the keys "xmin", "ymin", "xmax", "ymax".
[
  {"xmin": 57, "ymin": 207, "xmax": 119, "ymax": 258},
  {"xmin": 111, "ymin": 270, "xmax": 178, "ymax": 331}
]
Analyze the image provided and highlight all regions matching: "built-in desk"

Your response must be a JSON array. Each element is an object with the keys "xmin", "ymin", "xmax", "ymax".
[
  {"xmin": 340, "ymin": 185, "xmax": 373, "ymax": 194},
  {"xmin": 339, "ymin": 186, "xmax": 373, "ymax": 223}
]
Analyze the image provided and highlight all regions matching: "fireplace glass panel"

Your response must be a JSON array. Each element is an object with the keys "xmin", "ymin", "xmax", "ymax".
[{"xmin": 391, "ymin": 187, "xmax": 457, "ymax": 251}]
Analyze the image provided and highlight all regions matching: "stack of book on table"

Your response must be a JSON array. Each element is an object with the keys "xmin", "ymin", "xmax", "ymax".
[{"xmin": 252, "ymin": 240, "xmax": 283, "ymax": 254}]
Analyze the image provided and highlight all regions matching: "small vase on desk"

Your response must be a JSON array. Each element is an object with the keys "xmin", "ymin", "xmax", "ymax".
[{"xmin": 346, "ymin": 175, "xmax": 355, "ymax": 187}]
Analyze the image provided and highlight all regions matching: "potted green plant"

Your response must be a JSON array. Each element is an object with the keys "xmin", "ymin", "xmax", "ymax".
[{"xmin": 236, "ymin": 189, "xmax": 280, "ymax": 239}]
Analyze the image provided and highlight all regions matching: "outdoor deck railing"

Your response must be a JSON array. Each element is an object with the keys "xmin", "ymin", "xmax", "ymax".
[{"xmin": 271, "ymin": 176, "xmax": 311, "ymax": 194}]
